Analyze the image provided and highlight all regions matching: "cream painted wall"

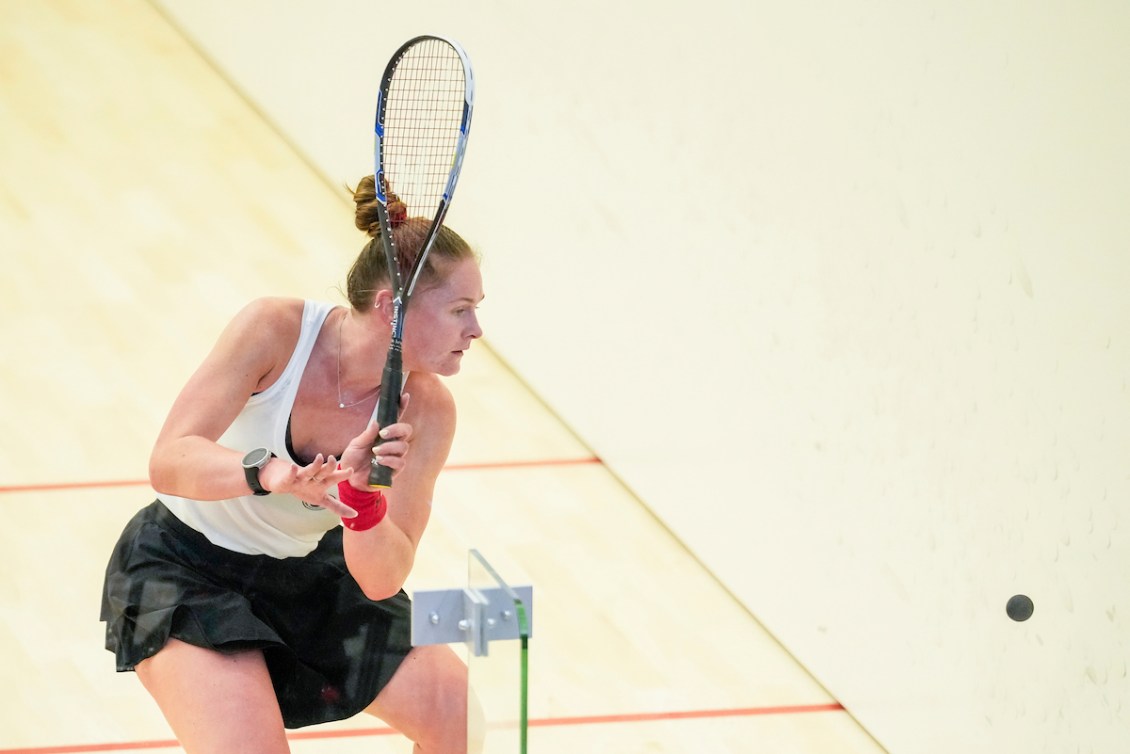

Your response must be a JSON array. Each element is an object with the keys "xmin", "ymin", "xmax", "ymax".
[{"xmin": 152, "ymin": 1, "xmax": 1130, "ymax": 751}]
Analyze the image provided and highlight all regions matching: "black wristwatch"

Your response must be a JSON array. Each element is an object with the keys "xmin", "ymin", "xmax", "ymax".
[{"xmin": 241, "ymin": 447, "xmax": 274, "ymax": 496}]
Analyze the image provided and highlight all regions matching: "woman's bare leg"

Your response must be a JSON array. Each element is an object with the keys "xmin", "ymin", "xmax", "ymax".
[
  {"xmin": 135, "ymin": 638, "xmax": 290, "ymax": 754},
  {"xmin": 364, "ymin": 644, "xmax": 483, "ymax": 754}
]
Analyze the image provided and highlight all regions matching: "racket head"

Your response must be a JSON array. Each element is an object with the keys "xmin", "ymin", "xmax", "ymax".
[{"xmin": 373, "ymin": 35, "xmax": 475, "ymax": 302}]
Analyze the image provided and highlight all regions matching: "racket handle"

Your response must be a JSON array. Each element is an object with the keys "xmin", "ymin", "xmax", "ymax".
[{"xmin": 368, "ymin": 347, "xmax": 403, "ymax": 489}]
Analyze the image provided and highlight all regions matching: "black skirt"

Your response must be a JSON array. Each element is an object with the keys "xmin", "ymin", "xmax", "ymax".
[{"xmin": 100, "ymin": 500, "xmax": 412, "ymax": 729}]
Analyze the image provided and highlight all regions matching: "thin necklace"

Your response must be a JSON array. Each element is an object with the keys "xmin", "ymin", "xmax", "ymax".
[{"xmin": 337, "ymin": 311, "xmax": 379, "ymax": 409}]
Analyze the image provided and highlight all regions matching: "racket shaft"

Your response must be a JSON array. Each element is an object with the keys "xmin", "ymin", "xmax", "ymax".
[{"xmin": 368, "ymin": 345, "xmax": 403, "ymax": 488}]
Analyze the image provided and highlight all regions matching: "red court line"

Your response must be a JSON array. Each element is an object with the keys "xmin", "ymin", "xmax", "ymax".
[
  {"xmin": 0, "ymin": 457, "xmax": 602, "ymax": 495},
  {"xmin": 449, "ymin": 456, "xmax": 602, "ymax": 471},
  {"xmin": 0, "ymin": 704, "xmax": 846, "ymax": 753},
  {"xmin": 530, "ymin": 702, "xmax": 846, "ymax": 727}
]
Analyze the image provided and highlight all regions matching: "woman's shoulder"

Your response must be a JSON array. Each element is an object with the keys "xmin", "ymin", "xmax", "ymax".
[
  {"xmin": 399, "ymin": 372, "xmax": 457, "ymax": 476},
  {"xmin": 406, "ymin": 371, "xmax": 455, "ymax": 410},
  {"xmin": 231, "ymin": 297, "xmax": 307, "ymax": 337},
  {"xmin": 238, "ymin": 296, "xmax": 307, "ymax": 320},
  {"xmin": 404, "ymin": 372, "xmax": 456, "ymax": 429},
  {"xmin": 210, "ymin": 298, "xmax": 311, "ymax": 368}
]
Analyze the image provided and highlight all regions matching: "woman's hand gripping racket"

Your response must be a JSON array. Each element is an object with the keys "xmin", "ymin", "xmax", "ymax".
[{"xmin": 368, "ymin": 36, "xmax": 475, "ymax": 488}]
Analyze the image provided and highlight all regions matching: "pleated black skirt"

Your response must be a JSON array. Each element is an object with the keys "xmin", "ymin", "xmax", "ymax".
[{"xmin": 100, "ymin": 500, "xmax": 412, "ymax": 728}]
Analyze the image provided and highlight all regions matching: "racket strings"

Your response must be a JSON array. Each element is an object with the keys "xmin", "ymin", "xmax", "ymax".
[{"xmin": 384, "ymin": 40, "xmax": 467, "ymax": 219}]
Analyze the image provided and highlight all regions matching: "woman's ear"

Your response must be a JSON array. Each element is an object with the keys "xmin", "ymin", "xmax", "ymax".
[{"xmin": 372, "ymin": 289, "xmax": 395, "ymax": 324}]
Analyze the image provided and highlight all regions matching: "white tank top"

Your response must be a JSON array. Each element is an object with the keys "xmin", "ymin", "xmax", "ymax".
[{"xmin": 159, "ymin": 300, "xmax": 374, "ymax": 558}]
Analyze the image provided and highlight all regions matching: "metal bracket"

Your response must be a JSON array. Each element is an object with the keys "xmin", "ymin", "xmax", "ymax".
[{"xmin": 411, "ymin": 584, "xmax": 533, "ymax": 657}]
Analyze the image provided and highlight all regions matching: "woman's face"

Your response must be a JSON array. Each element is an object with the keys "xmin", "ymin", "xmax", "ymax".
[{"xmin": 402, "ymin": 257, "xmax": 484, "ymax": 376}]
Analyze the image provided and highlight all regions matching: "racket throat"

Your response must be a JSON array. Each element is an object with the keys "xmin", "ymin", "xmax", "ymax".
[{"xmin": 390, "ymin": 298, "xmax": 405, "ymax": 334}]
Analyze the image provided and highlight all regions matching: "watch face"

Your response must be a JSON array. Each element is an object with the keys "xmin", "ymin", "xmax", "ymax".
[{"xmin": 243, "ymin": 447, "xmax": 271, "ymax": 467}]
